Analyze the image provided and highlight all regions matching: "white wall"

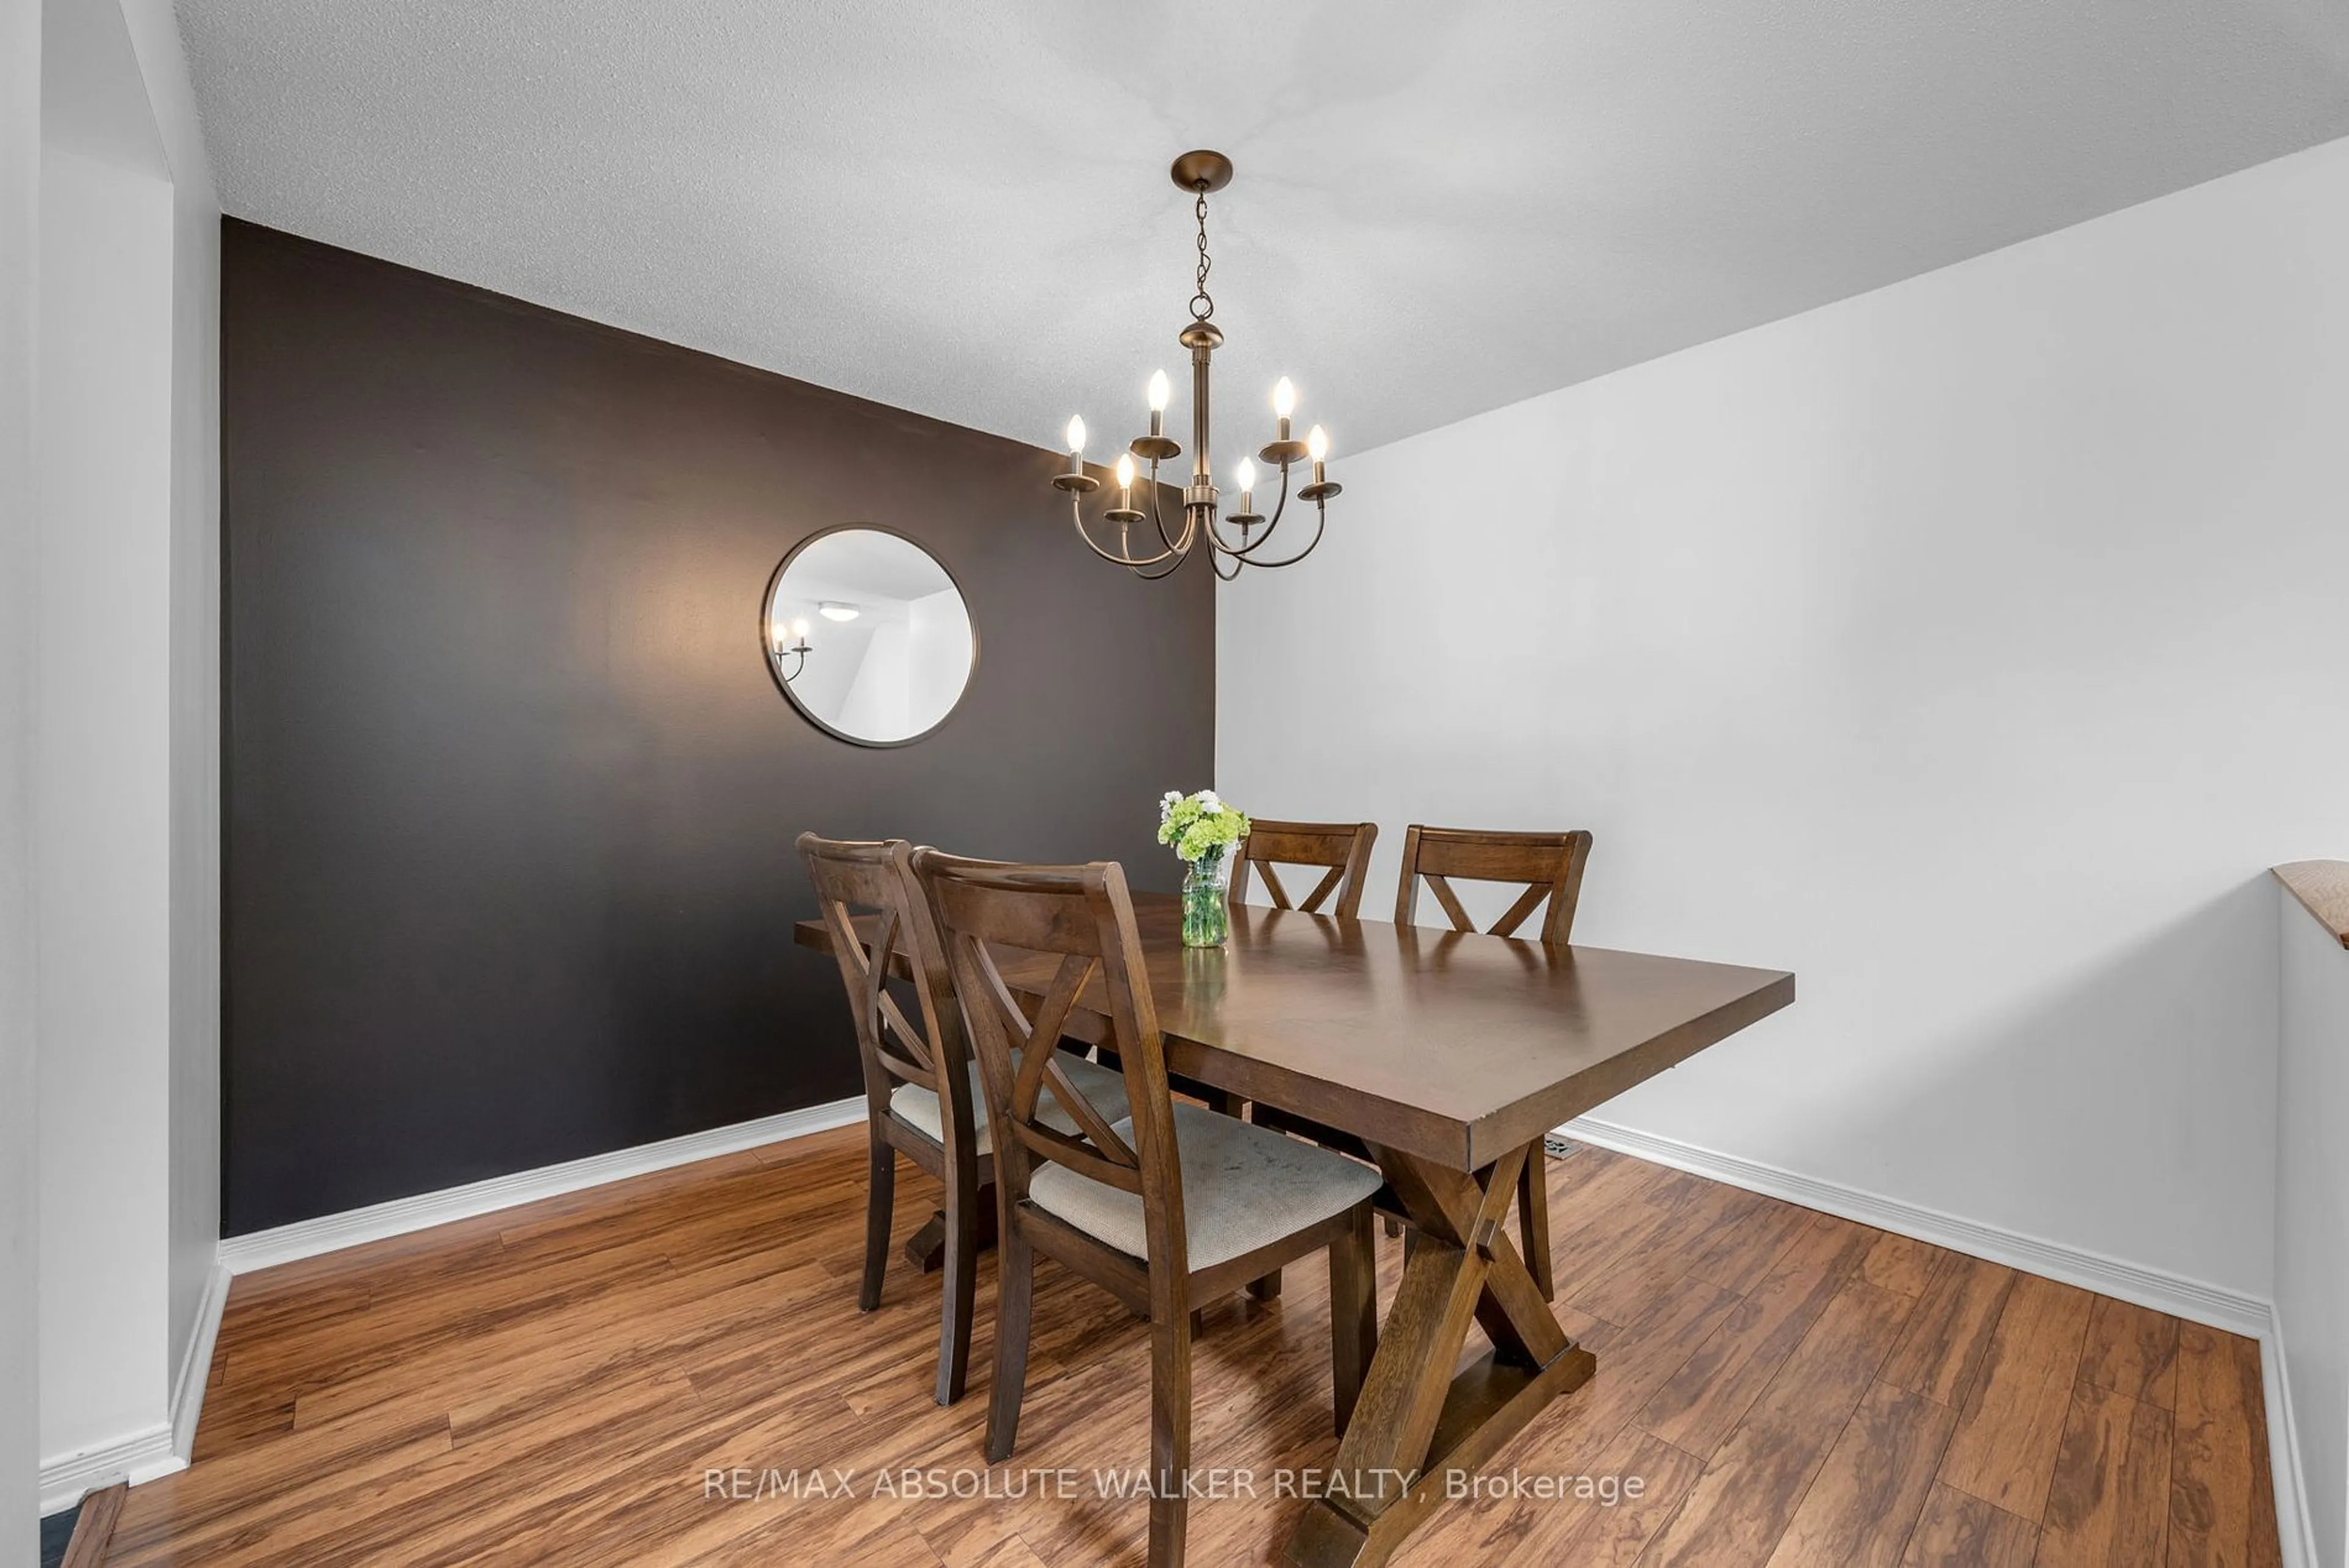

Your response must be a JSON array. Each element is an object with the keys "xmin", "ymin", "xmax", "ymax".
[
  {"xmin": 32, "ymin": 0, "xmax": 221, "ymax": 1512},
  {"xmin": 837, "ymin": 620, "xmax": 913, "ymax": 739},
  {"xmin": 2, "ymin": 0, "xmax": 45, "ymax": 1553},
  {"xmin": 906, "ymin": 586, "xmax": 974, "ymax": 735},
  {"xmin": 118, "ymin": 0, "xmax": 225, "ymax": 1433},
  {"xmin": 1219, "ymin": 133, "xmax": 2349, "ymax": 1302},
  {"xmin": 35, "ymin": 141, "xmax": 177, "ymax": 1483},
  {"xmin": 2277, "ymin": 880, "xmax": 2349, "ymax": 1568}
]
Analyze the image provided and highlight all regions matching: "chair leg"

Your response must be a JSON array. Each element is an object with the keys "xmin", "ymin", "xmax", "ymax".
[
  {"xmin": 934, "ymin": 1178, "xmax": 978, "ymax": 1406},
  {"xmin": 860, "ymin": 1133, "xmax": 894, "ymax": 1312},
  {"xmin": 1148, "ymin": 1301, "xmax": 1193, "ymax": 1568},
  {"xmin": 985, "ymin": 1222, "xmax": 1034, "ymax": 1463},
  {"xmin": 1247, "ymin": 1268, "xmax": 1282, "ymax": 1301},
  {"xmin": 1327, "ymin": 1206, "xmax": 1377, "ymax": 1437},
  {"xmin": 1517, "ymin": 1147, "xmax": 1554, "ymax": 1301}
]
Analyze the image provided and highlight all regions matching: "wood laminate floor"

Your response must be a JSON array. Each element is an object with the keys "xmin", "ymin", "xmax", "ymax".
[{"xmin": 109, "ymin": 1130, "xmax": 2281, "ymax": 1566}]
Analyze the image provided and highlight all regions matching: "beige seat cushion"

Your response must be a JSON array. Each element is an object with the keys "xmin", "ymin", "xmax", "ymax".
[
  {"xmin": 889, "ymin": 1051, "xmax": 1130, "ymax": 1158},
  {"xmin": 1028, "ymin": 1101, "xmax": 1381, "ymax": 1270}
]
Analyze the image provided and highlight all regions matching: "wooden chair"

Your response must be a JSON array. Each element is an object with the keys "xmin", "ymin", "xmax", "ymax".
[
  {"xmin": 1193, "ymin": 819, "xmax": 1380, "ymax": 1189},
  {"xmin": 798, "ymin": 833, "xmax": 1130, "ymax": 1406},
  {"xmin": 1230, "ymin": 819, "xmax": 1379, "ymax": 918},
  {"xmin": 1238, "ymin": 820, "xmax": 1384, "ymax": 1269},
  {"xmin": 914, "ymin": 850, "xmax": 1379, "ymax": 1568},
  {"xmin": 1394, "ymin": 824, "xmax": 1595, "ymax": 1300}
]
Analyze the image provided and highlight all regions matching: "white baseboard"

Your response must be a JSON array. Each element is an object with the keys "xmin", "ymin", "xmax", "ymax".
[
  {"xmin": 43, "ymin": 1107, "xmax": 863, "ymax": 1515},
  {"xmin": 169, "ymin": 1261, "xmax": 231, "ymax": 1459},
  {"xmin": 2260, "ymin": 1302, "xmax": 2321, "ymax": 1568},
  {"xmin": 36, "ymin": 1265, "xmax": 226, "ymax": 1515},
  {"xmin": 217, "ymin": 1097, "xmax": 865, "ymax": 1275},
  {"xmin": 1561, "ymin": 1115, "xmax": 2313, "ymax": 1568},
  {"xmin": 39, "ymin": 1422, "xmax": 183, "ymax": 1518},
  {"xmin": 1560, "ymin": 1115, "xmax": 2269, "ymax": 1334}
]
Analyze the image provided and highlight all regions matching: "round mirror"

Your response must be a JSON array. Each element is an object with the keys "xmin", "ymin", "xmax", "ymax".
[{"xmin": 762, "ymin": 527, "xmax": 976, "ymax": 746}]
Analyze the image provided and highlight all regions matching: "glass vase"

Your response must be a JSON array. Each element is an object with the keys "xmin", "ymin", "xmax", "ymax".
[{"xmin": 1181, "ymin": 850, "xmax": 1234, "ymax": 948}]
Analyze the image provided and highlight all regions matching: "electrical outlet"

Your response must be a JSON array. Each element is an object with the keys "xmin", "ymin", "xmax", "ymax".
[{"xmin": 1543, "ymin": 1133, "xmax": 1576, "ymax": 1159}]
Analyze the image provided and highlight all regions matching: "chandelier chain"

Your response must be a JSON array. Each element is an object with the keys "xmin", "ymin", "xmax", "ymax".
[{"xmin": 1190, "ymin": 187, "xmax": 1214, "ymax": 322}]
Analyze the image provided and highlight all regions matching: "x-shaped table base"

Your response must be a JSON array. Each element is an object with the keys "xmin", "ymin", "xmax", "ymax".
[
  {"xmin": 904, "ymin": 1199, "xmax": 998, "ymax": 1272},
  {"xmin": 1285, "ymin": 1142, "xmax": 1598, "ymax": 1567}
]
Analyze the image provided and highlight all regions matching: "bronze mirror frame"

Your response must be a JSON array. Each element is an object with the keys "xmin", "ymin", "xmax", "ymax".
[{"xmin": 760, "ymin": 523, "xmax": 979, "ymax": 749}]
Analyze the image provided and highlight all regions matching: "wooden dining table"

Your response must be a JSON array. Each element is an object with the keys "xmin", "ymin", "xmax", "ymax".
[{"xmin": 796, "ymin": 892, "xmax": 1794, "ymax": 1568}]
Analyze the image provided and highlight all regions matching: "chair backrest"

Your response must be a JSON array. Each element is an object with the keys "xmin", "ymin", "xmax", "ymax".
[
  {"xmin": 1393, "ymin": 824, "xmax": 1594, "ymax": 946},
  {"xmin": 1231, "ymin": 819, "xmax": 1378, "ymax": 918},
  {"xmin": 913, "ymin": 851, "xmax": 1186, "ymax": 1274},
  {"xmin": 798, "ymin": 834, "xmax": 975, "ymax": 1150}
]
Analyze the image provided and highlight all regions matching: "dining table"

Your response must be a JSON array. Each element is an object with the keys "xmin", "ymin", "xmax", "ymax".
[{"xmin": 795, "ymin": 891, "xmax": 1794, "ymax": 1568}]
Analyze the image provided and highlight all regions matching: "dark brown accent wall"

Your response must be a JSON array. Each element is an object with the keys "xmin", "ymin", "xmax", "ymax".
[{"xmin": 221, "ymin": 220, "xmax": 1214, "ymax": 1235}]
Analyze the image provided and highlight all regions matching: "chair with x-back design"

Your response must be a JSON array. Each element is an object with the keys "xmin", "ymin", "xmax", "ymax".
[
  {"xmin": 915, "ymin": 850, "xmax": 1379, "ymax": 1568},
  {"xmin": 1188, "ymin": 819, "xmax": 1380, "ymax": 1192},
  {"xmin": 798, "ymin": 832, "xmax": 1129, "ymax": 1406},
  {"xmin": 1230, "ymin": 819, "xmax": 1379, "ymax": 919},
  {"xmin": 1238, "ymin": 820, "xmax": 1384, "ymax": 1255},
  {"xmin": 1395, "ymin": 824, "xmax": 1593, "ymax": 948},
  {"xmin": 1393, "ymin": 823, "xmax": 1595, "ymax": 1299}
]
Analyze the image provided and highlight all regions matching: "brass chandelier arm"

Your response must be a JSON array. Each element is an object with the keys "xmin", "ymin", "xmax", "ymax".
[
  {"xmin": 1122, "ymin": 481, "xmax": 1198, "ymax": 580},
  {"xmin": 1222, "ymin": 496, "xmax": 1329, "ymax": 571},
  {"xmin": 1146, "ymin": 459, "xmax": 1182, "ymax": 554},
  {"xmin": 1130, "ymin": 541, "xmax": 1197, "ymax": 581},
  {"xmin": 1069, "ymin": 492, "xmax": 1191, "ymax": 570},
  {"xmin": 1203, "ymin": 461, "xmax": 1293, "ymax": 558}
]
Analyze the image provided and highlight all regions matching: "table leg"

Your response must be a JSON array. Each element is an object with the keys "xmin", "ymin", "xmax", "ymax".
[{"xmin": 1283, "ymin": 1145, "xmax": 1596, "ymax": 1568}]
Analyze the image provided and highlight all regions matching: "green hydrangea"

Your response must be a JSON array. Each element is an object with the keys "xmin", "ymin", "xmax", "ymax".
[{"xmin": 1157, "ymin": 789, "xmax": 1251, "ymax": 864}]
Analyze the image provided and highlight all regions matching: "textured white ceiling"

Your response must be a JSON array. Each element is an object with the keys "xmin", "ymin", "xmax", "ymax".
[{"xmin": 179, "ymin": 0, "xmax": 2349, "ymax": 459}]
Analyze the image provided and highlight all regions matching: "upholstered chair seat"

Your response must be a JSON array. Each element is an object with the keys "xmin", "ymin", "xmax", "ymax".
[
  {"xmin": 1028, "ymin": 1102, "xmax": 1380, "ymax": 1269},
  {"xmin": 891, "ymin": 1053, "xmax": 1129, "ymax": 1158}
]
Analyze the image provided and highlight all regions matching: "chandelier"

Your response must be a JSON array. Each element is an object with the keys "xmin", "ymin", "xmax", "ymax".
[{"xmin": 1053, "ymin": 150, "xmax": 1340, "ymax": 580}]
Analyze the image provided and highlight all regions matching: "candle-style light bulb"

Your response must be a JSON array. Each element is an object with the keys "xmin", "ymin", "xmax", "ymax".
[
  {"xmin": 1144, "ymin": 368, "xmax": 1171, "ymax": 439},
  {"xmin": 791, "ymin": 618, "xmax": 809, "ymax": 641},
  {"xmin": 1235, "ymin": 457, "xmax": 1256, "ymax": 494},
  {"xmin": 1306, "ymin": 425, "xmax": 1329, "ymax": 463},
  {"xmin": 1273, "ymin": 377, "xmax": 1297, "ymax": 419},
  {"xmin": 1065, "ymin": 415, "xmax": 1087, "ymax": 455},
  {"xmin": 1114, "ymin": 451, "xmax": 1137, "ymax": 492}
]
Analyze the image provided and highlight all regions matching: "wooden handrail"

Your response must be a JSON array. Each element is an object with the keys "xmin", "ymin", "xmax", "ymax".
[{"xmin": 2274, "ymin": 861, "xmax": 2349, "ymax": 950}]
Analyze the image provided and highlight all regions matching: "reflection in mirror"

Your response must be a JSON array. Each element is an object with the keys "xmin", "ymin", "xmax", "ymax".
[{"xmin": 763, "ymin": 528, "xmax": 976, "ymax": 746}]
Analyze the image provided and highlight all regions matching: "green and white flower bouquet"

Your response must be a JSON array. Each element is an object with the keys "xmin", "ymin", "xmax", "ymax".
[{"xmin": 1158, "ymin": 789, "xmax": 1250, "ymax": 947}]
